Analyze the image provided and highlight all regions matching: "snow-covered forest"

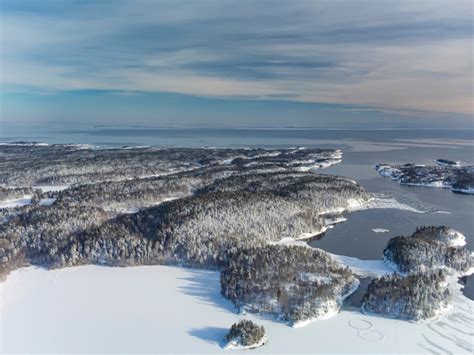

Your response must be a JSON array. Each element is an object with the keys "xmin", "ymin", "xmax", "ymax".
[
  {"xmin": 0, "ymin": 144, "xmax": 341, "ymax": 186},
  {"xmin": 0, "ymin": 145, "xmax": 365, "ymax": 283}
]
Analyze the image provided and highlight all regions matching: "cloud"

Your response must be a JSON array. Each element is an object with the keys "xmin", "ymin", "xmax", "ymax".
[{"xmin": 0, "ymin": 0, "xmax": 472, "ymax": 114}]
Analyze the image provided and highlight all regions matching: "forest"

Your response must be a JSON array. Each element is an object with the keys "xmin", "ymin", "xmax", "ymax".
[{"xmin": 0, "ymin": 144, "xmax": 341, "ymax": 186}]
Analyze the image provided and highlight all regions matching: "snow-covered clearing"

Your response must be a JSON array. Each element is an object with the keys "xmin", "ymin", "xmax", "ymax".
[
  {"xmin": 39, "ymin": 197, "xmax": 56, "ymax": 206},
  {"xmin": 0, "ymin": 185, "xmax": 69, "ymax": 209},
  {"xmin": 1, "ymin": 265, "xmax": 472, "ymax": 354},
  {"xmin": 115, "ymin": 196, "xmax": 182, "ymax": 214},
  {"xmin": 0, "ymin": 196, "xmax": 57, "ymax": 209},
  {"xmin": 0, "ymin": 196, "xmax": 32, "ymax": 209}
]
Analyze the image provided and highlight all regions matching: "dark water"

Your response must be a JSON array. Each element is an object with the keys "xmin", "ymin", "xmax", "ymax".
[
  {"xmin": 2, "ymin": 125, "xmax": 473, "ymax": 297},
  {"xmin": 309, "ymin": 143, "xmax": 474, "ymax": 299},
  {"xmin": 1, "ymin": 124, "xmax": 473, "ymax": 147},
  {"xmin": 344, "ymin": 277, "xmax": 372, "ymax": 308},
  {"xmin": 312, "ymin": 147, "xmax": 474, "ymax": 259}
]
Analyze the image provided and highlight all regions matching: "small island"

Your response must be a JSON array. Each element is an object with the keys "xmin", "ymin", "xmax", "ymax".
[
  {"xmin": 361, "ymin": 271, "xmax": 451, "ymax": 322},
  {"xmin": 372, "ymin": 228, "xmax": 389, "ymax": 233},
  {"xmin": 383, "ymin": 226, "xmax": 473, "ymax": 274},
  {"xmin": 434, "ymin": 159, "xmax": 461, "ymax": 167},
  {"xmin": 223, "ymin": 320, "xmax": 267, "ymax": 350}
]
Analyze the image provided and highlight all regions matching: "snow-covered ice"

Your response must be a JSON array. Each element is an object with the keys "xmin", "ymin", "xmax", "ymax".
[
  {"xmin": 1, "ymin": 265, "xmax": 472, "ymax": 354},
  {"xmin": 371, "ymin": 228, "xmax": 390, "ymax": 234},
  {"xmin": 328, "ymin": 253, "xmax": 394, "ymax": 278},
  {"xmin": 350, "ymin": 193, "xmax": 443, "ymax": 214},
  {"xmin": 325, "ymin": 216, "xmax": 347, "ymax": 225}
]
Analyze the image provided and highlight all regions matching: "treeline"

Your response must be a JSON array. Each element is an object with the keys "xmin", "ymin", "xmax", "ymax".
[
  {"xmin": 0, "ymin": 204, "xmax": 108, "ymax": 279},
  {"xmin": 0, "ymin": 186, "xmax": 37, "ymax": 201}
]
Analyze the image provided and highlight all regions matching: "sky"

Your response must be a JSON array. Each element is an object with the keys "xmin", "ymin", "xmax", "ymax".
[{"xmin": 0, "ymin": 0, "xmax": 473, "ymax": 128}]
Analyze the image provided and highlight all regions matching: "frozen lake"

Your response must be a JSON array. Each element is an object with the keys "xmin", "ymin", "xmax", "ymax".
[{"xmin": 1, "ymin": 265, "xmax": 473, "ymax": 354}]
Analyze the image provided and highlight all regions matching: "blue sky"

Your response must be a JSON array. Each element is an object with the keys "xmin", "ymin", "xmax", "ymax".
[{"xmin": 0, "ymin": 0, "xmax": 472, "ymax": 127}]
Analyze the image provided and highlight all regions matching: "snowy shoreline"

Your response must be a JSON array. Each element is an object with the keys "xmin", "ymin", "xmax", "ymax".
[{"xmin": 224, "ymin": 335, "xmax": 268, "ymax": 350}]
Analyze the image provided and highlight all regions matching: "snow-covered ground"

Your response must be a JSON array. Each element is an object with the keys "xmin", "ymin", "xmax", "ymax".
[{"xmin": 1, "ymin": 265, "xmax": 472, "ymax": 354}]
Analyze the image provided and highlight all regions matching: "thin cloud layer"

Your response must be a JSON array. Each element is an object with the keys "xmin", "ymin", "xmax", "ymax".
[{"xmin": 1, "ymin": 0, "xmax": 472, "ymax": 114}]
